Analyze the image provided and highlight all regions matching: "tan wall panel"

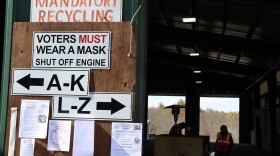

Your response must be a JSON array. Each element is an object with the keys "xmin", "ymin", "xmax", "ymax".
[
  {"xmin": 276, "ymin": 71, "xmax": 280, "ymax": 84},
  {"xmin": 5, "ymin": 22, "xmax": 137, "ymax": 156},
  {"xmin": 260, "ymin": 80, "xmax": 268, "ymax": 95}
]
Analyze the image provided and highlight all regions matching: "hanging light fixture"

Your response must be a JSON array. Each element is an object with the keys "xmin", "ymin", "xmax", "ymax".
[
  {"xmin": 194, "ymin": 70, "xmax": 201, "ymax": 73},
  {"xmin": 182, "ymin": 17, "xmax": 196, "ymax": 23},
  {"xmin": 190, "ymin": 53, "xmax": 199, "ymax": 56}
]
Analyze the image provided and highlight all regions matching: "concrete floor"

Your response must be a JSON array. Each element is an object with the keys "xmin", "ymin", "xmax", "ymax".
[
  {"xmin": 208, "ymin": 143, "xmax": 272, "ymax": 156},
  {"xmin": 143, "ymin": 140, "xmax": 273, "ymax": 156}
]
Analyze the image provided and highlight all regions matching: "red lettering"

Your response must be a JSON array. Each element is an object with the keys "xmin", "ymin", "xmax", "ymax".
[
  {"xmin": 79, "ymin": 34, "xmax": 106, "ymax": 43},
  {"xmin": 96, "ymin": 10, "xmax": 104, "ymax": 22},
  {"xmin": 56, "ymin": 10, "xmax": 63, "ymax": 22},
  {"xmin": 100, "ymin": 35, "xmax": 106, "ymax": 43},
  {"xmin": 36, "ymin": 0, "xmax": 47, "ymax": 7},
  {"xmin": 71, "ymin": 0, "xmax": 79, "ymax": 7},
  {"xmin": 73, "ymin": 10, "xmax": 81, "ymax": 22},
  {"xmin": 83, "ymin": 10, "xmax": 89, "ymax": 22},
  {"xmin": 104, "ymin": 0, "xmax": 110, "ymax": 6},
  {"xmin": 65, "ymin": 10, "xmax": 73, "ymax": 21},
  {"xmin": 94, "ymin": 0, "xmax": 103, "ymax": 6},
  {"xmin": 105, "ymin": 10, "xmax": 113, "ymax": 22},
  {"xmin": 80, "ymin": 0, "xmax": 87, "ymax": 7},
  {"xmin": 113, "ymin": 0, "xmax": 116, "ymax": 6},
  {"xmin": 48, "ymin": 10, "xmax": 55, "ymax": 22},
  {"xmin": 60, "ymin": 0, "xmax": 69, "ymax": 7},
  {"xmin": 94, "ymin": 35, "xmax": 100, "ymax": 43},
  {"xmin": 49, "ymin": 0, "xmax": 58, "ymax": 7},
  {"xmin": 79, "ymin": 35, "xmax": 86, "ymax": 43},
  {"xmin": 39, "ymin": 10, "xmax": 46, "ymax": 22}
]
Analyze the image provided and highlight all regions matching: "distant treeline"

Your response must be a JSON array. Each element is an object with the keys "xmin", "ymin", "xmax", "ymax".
[{"xmin": 200, "ymin": 108, "xmax": 239, "ymax": 142}]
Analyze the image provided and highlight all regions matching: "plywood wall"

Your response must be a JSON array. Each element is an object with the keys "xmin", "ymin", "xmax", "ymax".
[
  {"xmin": 154, "ymin": 136, "xmax": 204, "ymax": 156},
  {"xmin": 5, "ymin": 22, "xmax": 137, "ymax": 156}
]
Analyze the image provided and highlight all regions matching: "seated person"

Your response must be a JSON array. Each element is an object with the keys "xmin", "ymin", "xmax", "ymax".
[
  {"xmin": 169, "ymin": 122, "xmax": 187, "ymax": 136},
  {"xmin": 215, "ymin": 125, "xmax": 234, "ymax": 156}
]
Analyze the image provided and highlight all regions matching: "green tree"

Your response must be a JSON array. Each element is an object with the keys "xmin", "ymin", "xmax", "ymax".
[
  {"xmin": 199, "ymin": 108, "xmax": 239, "ymax": 142},
  {"xmin": 158, "ymin": 102, "xmax": 165, "ymax": 109},
  {"xmin": 147, "ymin": 98, "xmax": 187, "ymax": 135},
  {"xmin": 176, "ymin": 98, "xmax": 185, "ymax": 105}
]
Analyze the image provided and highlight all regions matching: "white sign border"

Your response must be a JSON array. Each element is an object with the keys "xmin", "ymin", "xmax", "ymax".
[
  {"xmin": 30, "ymin": 0, "xmax": 123, "ymax": 22},
  {"xmin": 12, "ymin": 68, "xmax": 90, "ymax": 96},
  {"xmin": 31, "ymin": 31, "xmax": 111, "ymax": 69},
  {"xmin": 52, "ymin": 92, "xmax": 133, "ymax": 121}
]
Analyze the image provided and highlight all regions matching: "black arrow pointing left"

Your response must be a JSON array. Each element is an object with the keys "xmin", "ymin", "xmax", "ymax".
[
  {"xmin": 97, "ymin": 98, "xmax": 126, "ymax": 114},
  {"xmin": 17, "ymin": 74, "xmax": 44, "ymax": 90}
]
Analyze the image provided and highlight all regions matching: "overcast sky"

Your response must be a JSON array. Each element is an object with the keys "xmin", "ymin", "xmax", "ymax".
[{"xmin": 148, "ymin": 96, "xmax": 239, "ymax": 112}]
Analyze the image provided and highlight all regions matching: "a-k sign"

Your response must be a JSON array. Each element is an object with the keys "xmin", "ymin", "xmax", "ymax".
[
  {"xmin": 52, "ymin": 93, "xmax": 133, "ymax": 121},
  {"xmin": 12, "ymin": 69, "xmax": 89, "ymax": 96},
  {"xmin": 32, "ymin": 32, "xmax": 111, "ymax": 69}
]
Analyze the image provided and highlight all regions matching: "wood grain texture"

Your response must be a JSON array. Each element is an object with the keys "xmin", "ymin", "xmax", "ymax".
[
  {"xmin": 154, "ymin": 136, "xmax": 204, "ymax": 156},
  {"xmin": 5, "ymin": 22, "xmax": 137, "ymax": 156}
]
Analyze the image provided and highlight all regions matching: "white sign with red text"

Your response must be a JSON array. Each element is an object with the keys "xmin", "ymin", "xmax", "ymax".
[
  {"xmin": 30, "ymin": 0, "xmax": 123, "ymax": 22},
  {"xmin": 32, "ymin": 32, "xmax": 111, "ymax": 69}
]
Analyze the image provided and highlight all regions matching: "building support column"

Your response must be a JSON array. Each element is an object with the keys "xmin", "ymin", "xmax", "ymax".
[
  {"xmin": 185, "ymin": 89, "xmax": 200, "ymax": 136},
  {"xmin": 0, "ymin": 0, "xmax": 14, "ymax": 153},
  {"xmin": 267, "ymin": 71, "xmax": 277, "ymax": 155}
]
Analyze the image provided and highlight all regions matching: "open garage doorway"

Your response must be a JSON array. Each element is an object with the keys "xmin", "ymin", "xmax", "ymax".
[
  {"xmin": 147, "ymin": 95, "xmax": 185, "ymax": 138},
  {"xmin": 199, "ymin": 97, "xmax": 239, "ymax": 143}
]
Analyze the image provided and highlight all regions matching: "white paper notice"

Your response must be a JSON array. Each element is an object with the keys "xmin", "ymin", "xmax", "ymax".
[
  {"xmin": 19, "ymin": 99, "xmax": 50, "ymax": 138},
  {"xmin": 72, "ymin": 120, "xmax": 95, "ymax": 156},
  {"xmin": 111, "ymin": 123, "xmax": 142, "ymax": 156},
  {"xmin": 47, "ymin": 120, "xmax": 71, "ymax": 151},
  {"xmin": 20, "ymin": 138, "xmax": 35, "ymax": 156},
  {"xmin": 8, "ymin": 107, "xmax": 17, "ymax": 156}
]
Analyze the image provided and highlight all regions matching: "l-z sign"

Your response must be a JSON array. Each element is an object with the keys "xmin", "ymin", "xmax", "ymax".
[
  {"xmin": 32, "ymin": 32, "xmax": 111, "ymax": 69},
  {"xmin": 52, "ymin": 93, "xmax": 133, "ymax": 121},
  {"xmin": 12, "ymin": 69, "xmax": 89, "ymax": 96}
]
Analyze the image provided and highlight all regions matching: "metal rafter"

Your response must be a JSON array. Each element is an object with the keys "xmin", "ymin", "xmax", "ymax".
[
  {"xmin": 246, "ymin": 2, "xmax": 267, "ymax": 39},
  {"xmin": 235, "ymin": 51, "xmax": 244, "ymax": 64},
  {"xmin": 149, "ymin": 23, "xmax": 280, "ymax": 57},
  {"xmin": 148, "ymin": 49, "xmax": 266, "ymax": 77},
  {"xmin": 220, "ymin": 0, "xmax": 229, "ymax": 35},
  {"xmin": 158, "ymin": 1, "xmax": 184, "ymax": 54},
  {"xmin": 189, "ymin": 0, "xmax": 196, "ymax": 30}
]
